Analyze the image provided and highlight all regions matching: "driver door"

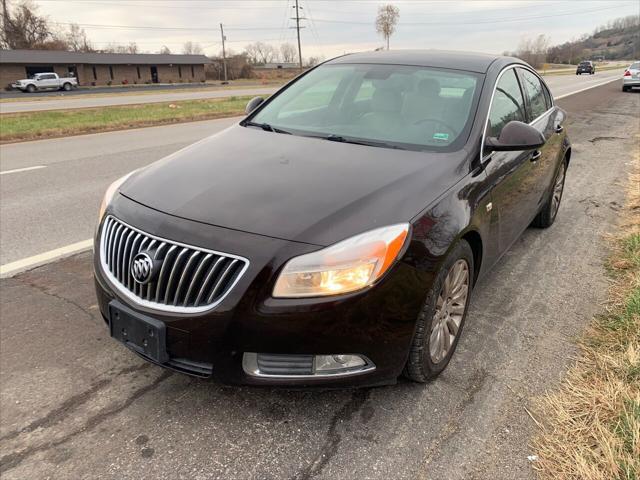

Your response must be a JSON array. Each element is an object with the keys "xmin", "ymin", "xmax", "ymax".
[{"xmin": 482, "ymin": 68, "xmax": 541, "ymax": 254}]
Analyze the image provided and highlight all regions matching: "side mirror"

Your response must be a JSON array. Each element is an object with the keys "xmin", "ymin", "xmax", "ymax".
[
  {"xmin": 484, "ymin": 121, "xmax": 545, "ymax": 152},
  {"xmin": 245, "ymin": 96, "xmax": 265, "ymax": 115}
]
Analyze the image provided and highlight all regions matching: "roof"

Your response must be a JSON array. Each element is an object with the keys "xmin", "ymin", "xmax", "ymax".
[
  {"xmin": 0, "ymin": 49, "xmax": 211, "ymax": 65},
  {"xmin": 328, "ymin": 50, "xmax": 504, "ymax": 73}
]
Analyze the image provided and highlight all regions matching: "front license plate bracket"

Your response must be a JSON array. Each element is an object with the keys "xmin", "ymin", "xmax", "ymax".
[{"xmin": 109, "ymin": 300, "xmax": 169, "ymax": 364}]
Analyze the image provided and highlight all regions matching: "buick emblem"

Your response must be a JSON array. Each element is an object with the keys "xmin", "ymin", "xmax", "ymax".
[{"xmin": 131, "ymin": 252, "xmax": 156, "ymax": 284}]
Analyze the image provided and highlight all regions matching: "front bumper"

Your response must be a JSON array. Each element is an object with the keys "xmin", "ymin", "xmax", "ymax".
[{"xmin": 94, "ymin": 194, "xmax": 428, "ymax": 387}]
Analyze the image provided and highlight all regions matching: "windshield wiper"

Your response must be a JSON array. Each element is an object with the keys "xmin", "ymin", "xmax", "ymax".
[
  {"xmin": 324, "ymin": 134, "xmax": 405, "ymax": 150},
  {"xmin": 244, "ymin": 121, "xmax": 291, "ymax": 134}
]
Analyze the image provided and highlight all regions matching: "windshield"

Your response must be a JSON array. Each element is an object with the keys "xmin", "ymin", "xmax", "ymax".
[{"xmin": 249, "ymin": 63, "xmax": 481, "ymax": 151}]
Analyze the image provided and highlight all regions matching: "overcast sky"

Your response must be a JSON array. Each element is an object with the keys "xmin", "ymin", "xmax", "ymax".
[{"xmin": 32, "ymin": 0, "xmax": 640, "ymax": 59}]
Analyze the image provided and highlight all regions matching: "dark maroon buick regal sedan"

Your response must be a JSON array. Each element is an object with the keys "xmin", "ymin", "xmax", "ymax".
[{"xmin": 94, "ymin": 50, "xmax": 570, "ymax": 387}]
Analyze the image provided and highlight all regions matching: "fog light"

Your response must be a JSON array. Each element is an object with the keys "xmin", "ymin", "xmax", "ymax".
[{"xmin": 315, "ymin": 354, "xmax": 366, "ymax": 372}]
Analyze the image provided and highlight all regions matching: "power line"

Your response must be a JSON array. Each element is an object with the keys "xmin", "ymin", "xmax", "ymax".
[{"xmin": 310, "ymin": 3, "xmax": 632, "ymax": 26}]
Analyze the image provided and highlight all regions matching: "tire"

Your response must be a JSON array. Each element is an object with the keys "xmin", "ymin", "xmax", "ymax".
[
  {"xmin": 26, "ymin": 84, "xmax": 36, "ymax": 93},
  {"xmin": 62, "ymin": 82, "xmax": 72, "ymax": 91},
  {"xmin": 623, "ymin": 86, "xmax": 630, "ymax": 92},
  {"xmin": 531, "ymin": 159, "xmax": 567, "ymax": 228},
  {"xmin": 404, "ymin": 240, "xmax": 474, "ymax": 382}
]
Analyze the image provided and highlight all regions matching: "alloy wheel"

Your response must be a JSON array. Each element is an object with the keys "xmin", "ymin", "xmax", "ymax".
[
  {"xmin": 551, "ymin": 163, "xmax": 566, "ymax": 219},
  {"xmin": 429, "ymin": 259, "xmax": 469, "ymax": 363}
]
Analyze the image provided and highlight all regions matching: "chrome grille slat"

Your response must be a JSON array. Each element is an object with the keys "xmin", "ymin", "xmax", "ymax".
[
  {"xmin": 173, "ymin": 251, "xmax": 201, "ymax": 306},
  {"xmin": 183, "ymin": 253, "xmax": 213, "ymax": 306},
  {"xmin": 99, "ymin": 216, "xmax": 249, "ymax": 313},
  {"xmin": 112, "ymin": 224, "xmax": 126, "ymax": 279},
  {"xmin": 121, "ymin": 230, "xmax": 136, "ymax": 285},
  {"xmin": 164, "ymin": 247, "xmax": 189, "ymax": 305},
  {"xmin": 147, "ymin": 242, "xmax": 167, "ymax": 301},
  {"xmin": 194, "ymin": 257, "xmax": 226, "ymax": 307},
  {"xmin": 206, "ymin": 259, "xmax": 239, "ymax": 304},
  {"xmin": 155, "ymin": 245, "xmax": 178, "ymax": 302},
  {"xmin": 127, "ymin": 233, "xmax": 143, "ymax": 290}
]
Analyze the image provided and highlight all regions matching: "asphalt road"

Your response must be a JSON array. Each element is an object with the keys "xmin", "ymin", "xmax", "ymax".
[
  {"xmin": 0, "ymin": 80, "xmax": 638, "ymax": 479},
  {"xmin": 0, "ymin": 74, "xmax": 625, "ymax": 268},
  {"xmin": 0, "ymin": 81, "xmax": 264, "ymax": 99},
  {"xmin": 0, "ymin": 117, "xmax": 239, "ymax": 266},
  {"xmin": 0, "ymin": 86, "xmax": 279, "ymax": 113},
  {"xmin": 0, "ymin": 69, "xmax": 622, "ymax": 113}
]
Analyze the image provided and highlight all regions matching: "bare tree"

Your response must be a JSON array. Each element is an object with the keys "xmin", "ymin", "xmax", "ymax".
[
  {"xmin": 306, "ymin": 56, "xmax": 323, "ymax": 67},
  {"xmin": 102, "ymin": 42, "xmax": 138, "ymax": 54},
  {"xmin": 183, "ymin": 41, "xmax": 203, "ymax": 55},
  {"xmin": 375, "ymin": 4, "xmax": 399, "ymax": 50},
  {"xmin": 66, "ymin": 23, "xmax": 92, "ymax": 52},
  {"xmin": 0, "ymin": 0, "xmax": 66, "ymax": 49},
  {"xmin": 244, "ymin": 42, "xmax": 277, "ymax": 64},
  {"xmin": 280, "ymin": 43, "xmax": 297, "ymax": 63},
  {"xmin": 516, "ymin": 34, "xmax": 550, "ymax": 68},
  {"xmin": 158, "ymin": 45, "xmax": 171, "ymax": 54}
]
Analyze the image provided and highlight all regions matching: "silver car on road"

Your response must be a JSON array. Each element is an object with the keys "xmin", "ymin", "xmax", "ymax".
[{"xmin": 622, "ymin": 62, "xmax": 640, "ymax": 91}]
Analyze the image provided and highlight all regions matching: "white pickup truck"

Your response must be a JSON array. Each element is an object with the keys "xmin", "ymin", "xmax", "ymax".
[{"xmin": 11, "ymin": 73, "xmax": 78, "ymax": 93}]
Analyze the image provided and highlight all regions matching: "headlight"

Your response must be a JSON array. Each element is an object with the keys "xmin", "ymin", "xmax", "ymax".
[
  {"xmin": 98, "ymin": 170, "xmax": 138, "ymax": 222},
  {"xmin": 273, "ymin": 223, "xmax": 409, "ymax": 298}
]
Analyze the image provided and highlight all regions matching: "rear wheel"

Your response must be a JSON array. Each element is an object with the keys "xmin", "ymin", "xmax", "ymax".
[
  {"xmin": 62, "ymin": 82, "xmax": 72, "ymax": 91},
  {"xmin": 623, "ymin": 85, "xmax": 630, "ymax": 92},
  {"xmin": 532, "ymin": 159, "xmax": 567, "ymax": 228},
  {"xmin": 404, "ymin": 240, "xmax": 474, "ymax": 382}
]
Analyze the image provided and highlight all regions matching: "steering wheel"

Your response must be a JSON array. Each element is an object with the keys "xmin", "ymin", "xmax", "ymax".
[{"xmin": 413, "ymin": 118, "xmax": 458, "ymax": 137}]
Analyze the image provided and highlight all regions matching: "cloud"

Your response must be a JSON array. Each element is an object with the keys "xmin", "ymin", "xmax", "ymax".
[{"xmin": 33, "ymin": 0, "xmax": 639, "ymax": 57}]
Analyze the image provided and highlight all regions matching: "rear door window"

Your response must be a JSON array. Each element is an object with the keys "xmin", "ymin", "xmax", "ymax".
[{"xmin": 519, "ymin": 69, "xmax": 548, "ymax": 120}]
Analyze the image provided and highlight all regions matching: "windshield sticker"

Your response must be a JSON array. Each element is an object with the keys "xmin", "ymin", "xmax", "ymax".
[{"xmin": 433, "ymin": 133, "xmax": 449, "ymax": 141}]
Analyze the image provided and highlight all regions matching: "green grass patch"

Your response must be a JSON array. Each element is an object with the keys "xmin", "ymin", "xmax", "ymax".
[{"xmin": 0, "ymin": 95, "xmax": 258, "ymax": 143}]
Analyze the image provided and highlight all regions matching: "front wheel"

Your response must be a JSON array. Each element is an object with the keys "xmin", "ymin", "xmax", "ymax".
[
  {"xmin": 404, "ymin": 240, "xmax": 474, "ymax": 382},
  {"xmin": 532, "ymin": 160, "xmax": 567, "ymax": 228},
  {"xmin": 26, "ymin": 84, "xmax": 36, "ymax": 93}
]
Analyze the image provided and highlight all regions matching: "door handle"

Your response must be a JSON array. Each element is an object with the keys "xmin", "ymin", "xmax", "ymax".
[
  {"xmin": 555, "ymin": 125, "xmax": 564, "ymax": 134},
  {"xmin": 530, "ymin": 150, "xmax": 542, "ymax": 162}
]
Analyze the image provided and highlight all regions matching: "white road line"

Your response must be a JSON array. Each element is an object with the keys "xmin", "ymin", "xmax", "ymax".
[
  {"xmin": 0, "ymin": 239, "xmax": 93, "ymax": 278},
  {"xmin": 0, "ymin": 165, "xmax": 46, "ymax": 175},
  {"xmin": 554, "ymin": 76, "xmax": 620, "ymax": 99}
]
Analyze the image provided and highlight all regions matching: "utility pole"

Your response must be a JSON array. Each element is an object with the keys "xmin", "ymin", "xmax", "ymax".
[
  {"xmin": 291, "ymin": 0, "xmax": 305, "ymax": 70},
  {"xmin": 220, "ymin": 23, "xmax": 228, "ymax": 83}
]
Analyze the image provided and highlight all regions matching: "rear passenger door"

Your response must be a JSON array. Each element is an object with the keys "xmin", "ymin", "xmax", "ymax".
[
  {"xmin": 39, "ymin": 74, "xmax": 58, "ymax": 89},
  {"xmin": 517, "ymin": 68, "xmax": 564, "ymax": 210},
  {"xmin": 483, "ymin": 68, "xmax": 540, "ymax": 254}
]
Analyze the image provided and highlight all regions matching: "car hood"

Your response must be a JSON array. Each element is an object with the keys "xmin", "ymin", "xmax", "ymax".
[{"xmin": 121, "ymin": 124, "xmax": 469, "ymax": 246}]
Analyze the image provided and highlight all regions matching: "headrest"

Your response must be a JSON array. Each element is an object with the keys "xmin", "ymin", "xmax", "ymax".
[{"xmin": 371, "ymin": 88, "xmax": 402, "ymax": 113}]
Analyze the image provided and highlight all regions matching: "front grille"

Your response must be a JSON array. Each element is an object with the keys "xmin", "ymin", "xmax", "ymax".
[
  {"xmin": 256, "ymin": 353, "xmax": 314, "ymax": 375},
  {"xmin": 100, "ymin": 216, "xmax": 249, "ymax": 313}
]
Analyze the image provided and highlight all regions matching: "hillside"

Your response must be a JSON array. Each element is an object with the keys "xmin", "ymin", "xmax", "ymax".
[{"xmin": 547, "ymin": 15, "xmax": 639, "ymax": 64}]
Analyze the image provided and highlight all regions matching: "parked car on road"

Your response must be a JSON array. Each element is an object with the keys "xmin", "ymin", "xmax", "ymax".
[
  {"xmin": 11, "ymin": 72, "xmax": 78, "ymax": 93},
  {"xmin": 576, "ymin": 61, "xmax": 595, "ymax": 75},
  {"xmin": 622, "ymin": 61, "xmax": 640, "ymax": 91},
  {"xmin": 94, "ymin": 50, "xmax": 571, "ymax": 387}
]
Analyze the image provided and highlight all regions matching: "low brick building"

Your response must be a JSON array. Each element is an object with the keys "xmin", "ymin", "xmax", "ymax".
[{"xmin": 0, "ymin": 50, "xmax": 211, "ymax": 88}]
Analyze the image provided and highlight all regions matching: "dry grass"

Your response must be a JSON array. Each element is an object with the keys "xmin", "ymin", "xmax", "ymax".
[
  {"xmin": 0, "ymin": 95, "xmax": 257, "ymax": 143},
  {"xmin": 531, "ymin": 153, "xmax": 640, "ymax": 480}
]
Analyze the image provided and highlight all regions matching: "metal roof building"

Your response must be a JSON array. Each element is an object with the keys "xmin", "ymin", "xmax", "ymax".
[{"xmin": 0, "ymin": 49, "xmax": 211, "ymax": 88}]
